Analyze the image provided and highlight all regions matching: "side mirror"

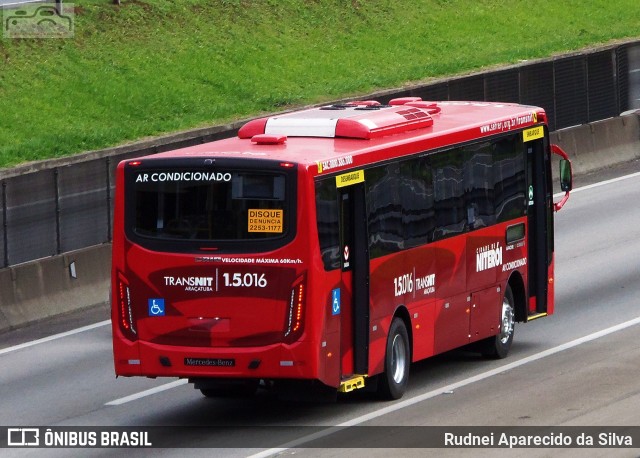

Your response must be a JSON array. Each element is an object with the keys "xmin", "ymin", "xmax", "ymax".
[
  {"xmin": 559, "ymin": 159, "xmax": 572, "ymax": 192},
  {"xmin": 550, "ymin": 144, "xmax": 572, "ymax": 212}
]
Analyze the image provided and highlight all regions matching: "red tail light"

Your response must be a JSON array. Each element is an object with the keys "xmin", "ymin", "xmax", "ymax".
[
  {"xmin": 284, "ymin": 275, "xmax": 305, "ymax": 343},
  {"xmin": 117, "ymin": 274, "xmax": 137, "ymax": 340}
]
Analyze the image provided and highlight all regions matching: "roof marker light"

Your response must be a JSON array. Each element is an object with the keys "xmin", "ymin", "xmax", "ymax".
[{"xmin": 251, "ymin": 134, "xmax": 287, "ymax": 145}]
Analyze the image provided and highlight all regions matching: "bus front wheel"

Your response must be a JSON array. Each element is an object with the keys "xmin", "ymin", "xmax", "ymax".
[{"xmin": 378, "ymin": 317, "xmax": 410, "ymax": 400}]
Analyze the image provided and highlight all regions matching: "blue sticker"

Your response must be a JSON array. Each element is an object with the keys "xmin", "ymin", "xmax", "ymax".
[
  {"xmin": 148, "ymin": 298, "xmax": 165, "ymax": 317},
  {"xmin": 331, "ymin": 288, "xmax": 341, "ymax": 315}
]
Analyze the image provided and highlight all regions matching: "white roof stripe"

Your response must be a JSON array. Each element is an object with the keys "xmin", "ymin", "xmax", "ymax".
[{"xmin": 265, "ymin": 117, "xmax": 339, "ymax": 138}]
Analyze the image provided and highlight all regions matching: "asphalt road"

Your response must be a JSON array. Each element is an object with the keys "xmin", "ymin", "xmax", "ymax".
[{"xmin": 1, "ymin": 161, "xmax": 640, "ymax": 457}]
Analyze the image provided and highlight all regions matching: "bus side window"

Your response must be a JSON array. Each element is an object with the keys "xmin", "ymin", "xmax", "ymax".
[
  {"xmin": 366, "ymin": 163, "xmax": 404, "ymax": 257},
  {"xmin": 315, "ymin": 178, "xmax": 341, "ymax": 271},
  {"xmin": 463, "ymin": 142, "xmax": 495, "ymax": 231},
  {"xmin": 400, "ymin": 156, "xmax": 434, "ymax": 248},
  {"xmin": 433, "ymin": 149, "xmax": 466, "ymax": 241},
  {"xmin": 494, "ymin": 135, "xmax": 526, "ymax": 222}
]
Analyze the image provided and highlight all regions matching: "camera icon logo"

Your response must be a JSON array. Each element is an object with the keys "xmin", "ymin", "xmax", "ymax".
[
  {"xmin": 3, "ymin": 3, "xmax": 75, "ymax": 39},
  {"xmin": 7, "ymin": 428, "xmax": 40, "ymax": 447}
]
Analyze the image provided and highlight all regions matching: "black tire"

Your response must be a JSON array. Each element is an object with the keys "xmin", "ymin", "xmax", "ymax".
[
  {"xmin": 377, "ymin": 317, "xmax": 411, "ymax": 400},
  {"xmin": 481, "ymin": 285, "xmax": 515, "ymax": 359}
]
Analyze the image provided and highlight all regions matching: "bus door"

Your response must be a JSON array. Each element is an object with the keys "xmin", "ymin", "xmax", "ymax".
[
  {"xmin": 337, "ymin": 178, "xmax": 370, "ymax": 378},
  {"xmin": 525, "ymin": 131, "xmax": 552, "ymax": 317}
]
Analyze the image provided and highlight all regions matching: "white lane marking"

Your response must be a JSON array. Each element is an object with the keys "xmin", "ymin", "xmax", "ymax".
[
  {"xmin": 554, "ymin": 170, "xmax": 640, "ymax": 198},
  {"xmin": 0, "ymin": 320, "xmax": 111, "ymax": 356},
  {"xmin": 105, "ymin": 379, "xmax": 188, "ymax": 406},
  {"xmin": 4, "ymin": 171, "xmax": 639, "ymax": 407},
  {"xmin": 1, "ymin": 169, "xmax": 636, "ymax": 354},
  {"xmin": 247, "ymin": 316, "xmax": 640, "ymax": 458}
]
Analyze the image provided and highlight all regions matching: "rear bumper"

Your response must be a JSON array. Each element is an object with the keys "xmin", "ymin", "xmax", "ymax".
[{"xmin": 113, "ymin": 331, "xmax": 320, "ymax": 382}]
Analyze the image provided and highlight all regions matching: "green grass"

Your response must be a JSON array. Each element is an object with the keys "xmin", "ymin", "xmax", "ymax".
[{"xmin": 1, "ymin": 0, "xmax": 639, "ymax": 168}]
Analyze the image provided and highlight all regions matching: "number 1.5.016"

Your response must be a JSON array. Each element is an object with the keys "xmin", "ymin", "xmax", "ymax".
[{"xmin": 222, "ymin": 272, "xmax": 268, "ymax": 288}]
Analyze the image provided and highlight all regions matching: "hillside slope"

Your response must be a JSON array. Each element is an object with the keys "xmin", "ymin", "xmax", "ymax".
[{"xmin": 1, "ymin": 0, "xmax": 639, "ymax": 167}]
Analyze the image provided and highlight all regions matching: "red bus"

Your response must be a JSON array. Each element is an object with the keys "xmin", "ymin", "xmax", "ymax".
[{"xmin": 111, "ymin": 98, "xmax": 572, "ymax": 400}]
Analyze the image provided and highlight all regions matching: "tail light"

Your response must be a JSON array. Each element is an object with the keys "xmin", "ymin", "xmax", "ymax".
[
  {"xmin": 284, "ymin": 275, "xmax": 305, "ymax": 343},
  {"xmin": 117, "ymin": 273, "xmax": 137, "ymax": 340}
]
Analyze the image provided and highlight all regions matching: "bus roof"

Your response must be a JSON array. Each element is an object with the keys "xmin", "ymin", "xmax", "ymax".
[{"xmin": 144, "ymin": 98, "xmax": 545, "ymax": 175}]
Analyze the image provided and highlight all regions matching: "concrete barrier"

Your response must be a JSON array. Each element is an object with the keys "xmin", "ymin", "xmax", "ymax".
[
  {"xmin": 0, "ymin": 113, "xmax": 639, "ymax": 334},
  {"xmin": 0, "ymin": 244, "xmax": 110, "ymax": 332},
  {"xmin": 551, "ymin": 112, "xmax": 640, "ymax": 176}
]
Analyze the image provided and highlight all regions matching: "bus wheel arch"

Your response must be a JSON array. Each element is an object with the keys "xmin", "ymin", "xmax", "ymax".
[
  {"xmin": 507, "ymin": 271, "xmax": 527, "ymax": 323},
  {"xmin": 377, "ymin": 306, "xmax": 412, "ymax": 400},
  {"xmin": 393, "ymin": 305, "xmax": 413, "ymax": 360}
]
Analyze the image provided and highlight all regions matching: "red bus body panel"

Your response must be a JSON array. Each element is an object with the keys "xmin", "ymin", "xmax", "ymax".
[{"xmin": 112, "ymin": 101, "xmax": 553, "ymax": 389}]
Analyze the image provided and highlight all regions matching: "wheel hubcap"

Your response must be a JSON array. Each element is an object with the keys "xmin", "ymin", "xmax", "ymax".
[
  {"xmin": 391, "ymin": 334, "xmax": 407, "ymax": 384},
  {"xmin": 499, "ymin": 297, "xmax": 515, "ymax": 345}
]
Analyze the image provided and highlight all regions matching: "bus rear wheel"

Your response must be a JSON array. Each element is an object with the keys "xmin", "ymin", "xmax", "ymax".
[
  {"xmin": 481, "ymin": 285, "xmax": 515, "ymax": 359},
  {"xmin": 378, "ymin": 317, "xmax": 410, "ymax": 400}
]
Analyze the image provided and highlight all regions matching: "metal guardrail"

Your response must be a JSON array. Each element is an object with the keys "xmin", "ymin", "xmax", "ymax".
[{"xmin": 1, "ymin": 40, "xmax": 639, "ymax": 268}]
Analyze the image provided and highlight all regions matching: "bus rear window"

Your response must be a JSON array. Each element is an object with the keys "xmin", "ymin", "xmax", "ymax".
[{"xmin": 126, "ymin": 168, "xmax": 293, "ymax": 249}]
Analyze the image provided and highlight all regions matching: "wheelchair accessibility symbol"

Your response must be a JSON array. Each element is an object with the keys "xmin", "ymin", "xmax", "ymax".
[
  {"xmin": 331, "ymin": 288, "xmax": 340, "ymax": 316},
  {"xmin": 148, "ymin": 298, "xmax": 165, "ymax": 317}
]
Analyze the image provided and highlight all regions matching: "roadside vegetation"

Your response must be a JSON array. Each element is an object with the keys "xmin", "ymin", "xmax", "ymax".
[{"xmin": 1, "ymin": 0, "xmax": 639, "ymax": 168}]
